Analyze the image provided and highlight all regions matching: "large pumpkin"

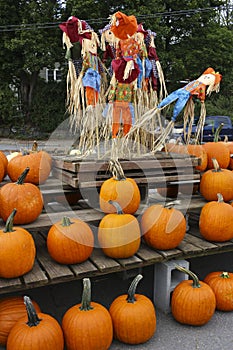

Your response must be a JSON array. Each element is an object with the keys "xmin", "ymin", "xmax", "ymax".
[
  {"xmin": 7, "ymin": 141, "xmax": 52, "ymax": 185},
  {"xmin": 171, "ymin": 265, "xmax": 216, "ymax": 326},
  {"xmin": 99, "ymin": 159, "xmax": 141, "ymax": 214},
  {"xmin": 199, "ymin": 158, "xmax": 233, "ymax": 202},
  {"xmin": 109, "ymin": 274, "xmax": 156, "ymax": 344},
  {"xmin": 199, "ymin": 193, "xmax": 233, "ymax": 242},
  {"xmin": 140, "ymin": 204, "xmax": 186, "ymax": 250},
  {"xmin": 0, "ymin": 209, "xmax": 36, "ymax": 278},
  {"xmin": 47, "ymin": 216, "xmax": 94, "ymax": 264},
  {"xmin": 204, "ymin": 271, "xmax": 233, "ymax": 311},
  {"xmin": 62, "ymin": 278, "xmax": 113, "ymax": 350},
  {"xmin": 7, "ymin": 296, "xmax": 64, "ymax": 350},
  {"xmin": 0, "ymin": 167, "xmax": 43, "ymax": 224},
  {"xmin": 0, "ymin": 158, "xmax": 5, "ymax": 184},
  {"xmin": 0, "ymin": 296, "xmax": 41, "ymax": 346},
  {"xmin": 98, "ymin": 200, "xmax": 141, "ymax": 258}
]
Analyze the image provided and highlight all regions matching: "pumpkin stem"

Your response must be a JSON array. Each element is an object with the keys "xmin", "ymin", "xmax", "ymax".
[
  {"xmin": 16, "ymin": 167, "xmax": 30, "ymax": 184},
  {"xmin": 79, "ymin": 278, "xmax": 94, "ymax": 311},
  {"xmin": 212, "ymin": 158, "xmax": 221, "ymax": 172},
  {"xmin": 109, "ymin": 159, "xmax": 126, "ymax": 181},
  {"xmin": 3, "ymin": 209, "xmax": 17, "ymax": 233},
  {"xmin": 220, "ymin": 272, "xmax": 230, "ymax": 278},
  {"xmin": 24, "ymin": 296, "xmax": 41, "ymax": 327},
  {"xmin": 109, "ymin": 200, "xmax": 124, "ymax": 214},
  {"xmin": 175, "ymin": 265, "xmax": 200, "ymax": 288},
  {"xmin": 127, "ymin": 274, "xmax": 143, "ymax": 303},
  {"xmin": 214, "ymin": 123, "xmax": 224, "ymax": 142},
  {"xmin": 61, "ymin": 216, "xmax": 73, "ymax": 227},
  {"xmin": 217, "ymin": 193, "xmax": 224, "ymax": 203}
]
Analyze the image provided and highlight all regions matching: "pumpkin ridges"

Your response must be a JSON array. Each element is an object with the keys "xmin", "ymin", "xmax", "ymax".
[
  {"xmin": 171, "ymin": 266, "xmax": 216, "ymax": 326},
  {"xmin": 47, "ymin": 217, "xmax": 94, "ymax": 264},
  {"xmin": 199, "ymin": 193, "xmax": 233, "ymax": 242},
  {"xmin": 0, "ymin": 168, "xmax": 43, "ymax": 224},
  {"xmin": 0, "ymin": 296, "xmax": 41, "ymax": 346},
  {"xmin": 204, "ymin": 271, "xmax": 233, "ymax": 311},
  {"xmin": 141, "ymin": 204, "xmax": 186, "ymax": 250},
  {"xmin": 7, "ymin": 297, "xmax": 64, "ymax": 350},
  {"xmin": 202, "ymin": 141, "xmax": 230, "ymax": 169}
]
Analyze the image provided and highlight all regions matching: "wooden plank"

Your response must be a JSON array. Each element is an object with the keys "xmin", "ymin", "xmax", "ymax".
[
  {"xmin": 22, "ymin": 260, "xmax": 48, "ymax": 285},
  {"xmin": 71, "ymin": 260, "xmax": 98, "ymax": 278},
  {"xmin": 116, "ymin": 255, "xmax": 143, "ymax": 268},
  {"xmin": 136, "ymin": 243, "xmax": 165, "ymax": 263},
  {"xmin": 90, "ymin": 249, "xmax": 121, "ymax": 273},
  {"xmin": 34, "ymin": 233, "xmax": 74, "ymax": 281},
  {"xmin": 0, "ymin": 277, "xmax": 22, "ymax": 293},
  {"xmin": 184, "ymin": 232, "xmax": 218, "ymax": 251}
]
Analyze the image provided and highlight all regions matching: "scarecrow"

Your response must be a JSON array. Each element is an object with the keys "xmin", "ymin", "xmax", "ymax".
[
  {"xmin": 99, "ymin": 23, "xmax": 117, "ymax": 77},
  {"xmin": 106, "ymin": 11, "xmax": 140, "ymax": 139},
  {"xmin": 123, "ymin": 67, "xmax": 222, "ymax": 151}
]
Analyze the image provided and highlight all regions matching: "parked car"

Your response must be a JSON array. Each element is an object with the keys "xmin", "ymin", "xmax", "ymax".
[{"xmin": 172, "ymin": 115, "xmax": 233, "ymax": 143}]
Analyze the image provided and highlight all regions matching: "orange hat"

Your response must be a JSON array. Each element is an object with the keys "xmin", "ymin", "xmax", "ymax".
[
  {"xmin": 202, "ymin": 67, "xmax": 222, "ymax": 85},
  {"xmin": 110, "ymin": 11, "xmax": 137, "ymax": 40}
]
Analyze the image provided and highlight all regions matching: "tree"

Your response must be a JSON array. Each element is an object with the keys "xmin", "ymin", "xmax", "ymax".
[{"xmin": 0, "ymin": 0, "xmax": 64, "ymax": 123}]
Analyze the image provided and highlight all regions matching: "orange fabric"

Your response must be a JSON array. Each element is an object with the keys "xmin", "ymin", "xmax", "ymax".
[
  {"xmin": 85, "ymin": 86, "xmax": 98, "ymax": 106},
  {"xmin": 111, "ymin": 12, "xmax": 137, "ymax": 40},
  {"xmin": 112, "ymin": 101, "xmax": 132, "ymax": 138},
  {"xmin": 202, "ymin": 67, "xmax": 222, "ymax": 85}
]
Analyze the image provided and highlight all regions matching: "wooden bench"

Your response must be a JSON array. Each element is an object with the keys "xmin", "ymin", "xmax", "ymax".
[{"xmin": 1, "ymin": 185, "xmax": 233, "ymax": 297}]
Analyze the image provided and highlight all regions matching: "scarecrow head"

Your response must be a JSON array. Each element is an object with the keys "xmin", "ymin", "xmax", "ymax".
[
  {"xmin": 110, "ymin": 11, "xmax": 138, "ymax": 40},
  {"xmin": 197, "ymin": 67, "xmax": 222, "ymax": 94}
]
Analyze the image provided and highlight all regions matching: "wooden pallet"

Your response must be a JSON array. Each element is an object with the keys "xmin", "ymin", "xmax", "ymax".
[
  {"xmin": 52, "ymin": 152, "xmax": 201, "ymax": 189},
  {"xmin": 1, "ymin": 216, "xmax": 233, "ymax": 296}
]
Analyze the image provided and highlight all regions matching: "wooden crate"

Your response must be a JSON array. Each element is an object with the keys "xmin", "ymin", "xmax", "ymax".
[{"xmin": 51, "ymin": 151, "xmax": 201, "ymax": 190}]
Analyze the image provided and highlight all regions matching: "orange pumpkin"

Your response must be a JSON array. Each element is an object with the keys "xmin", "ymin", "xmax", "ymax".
[
  {"xmin": 171, "ymin": 265, "xmax": 216, "ymax": 326},
  {"xmin": 187, "ymin": 144, "xmax": 208, "ymax": 172},
  {"xmin": 224, "ymin": 141, "xmax": 233, "ymax": 170},
  {"xmin": 99, "ymin": 159, "xmax": 141, "ymax": 214},
  {"xmin": 0, "ymin": 296, "xmax": 41, "ymax": 346},
  {"xmin": 0, "ymin": 167, "xmax": 43, "ymax": 224},
  {"xmin": 109, "ymin": 274, "xmax": 156, "ymax": 344},
  {"xmin": 47, "ymin": 216, "xmax": 94, "ymax": 264},
  {"xmin": 0, "ymin": 151, "xmax": 8, "ymax": 178},
  {"xmin": 98, "ymin": 200, "xmax": 141, "ymax": 258},
  {"xmin": 62, "ymin": 278, "xmax": 113, "ymax": 350},
  {"xmin": 140, "ymin": 204, "xmax": 186, "ymax": 250},
  {"xmin": 199, "ymin": 193, "xmax": 233, "ymax": 242},
  {"xmin": 7, "ymin": 296, "xmax": 64, "ymax": 350},
  {"xmin": 7, "ymin": 141, "xmax": 52, "ymax": 185},
  {"xmin": 199, "ymin": 158, "xmax": 233, "ymax": 202},
  {"xmin": 0, "ymin": 209, "xmax": 36, "ymax": 278},
  {"xmin": 0, "ymin": 159, "xmax": 5, "ymax": 183},
  {"xmin": 204, "ymin": 271, "xmax": 233, "ymax": 311},
  {"xmin": 202, "ymin": 141, "xmax": 230, "ymax": 169}
]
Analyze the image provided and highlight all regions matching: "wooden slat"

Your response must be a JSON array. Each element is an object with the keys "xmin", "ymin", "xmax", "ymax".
[
  {"xmin": 90, "ymin": 249, "xmax": 121, "ymax": 273},
  {"xmin": 71, "ymin": 260, "xmax": 98, "ymax": 278},
  {"xmin": 22, "ymin": 261, "xmax": 48, "ymax": 285},
  {"xmin": 136, "ymin": 243, "xmax": 165, "ymax": 263}
]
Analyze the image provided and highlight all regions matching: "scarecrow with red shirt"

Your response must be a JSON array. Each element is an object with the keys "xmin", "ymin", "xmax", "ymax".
[{"xmin": 106, "ymin": 11, "xmax": 141, "ymax": 138}]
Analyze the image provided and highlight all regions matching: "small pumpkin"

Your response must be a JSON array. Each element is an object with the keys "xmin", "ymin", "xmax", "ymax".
[
  {"xmin": 199, "ymin": 158, "xmax": 233, "ymax": 202},
  {"xmin": 199, "ymin": 193, "xmax": 233, "ymax": 242},
  {"xmin": 204, "ymin": 271, "xmax": 233, "ymax": 311},
  {"xmin": 187, "ymin": 144, "xmax": 208, "ymax": 172},
  {"xmin": 7, "ymin": 296, "xmax": 64, "ymax": 350},
  {"xmin": 7, "ymin": 141, "xmax": 52, "ymax": 185},
  {"xmin": 0, "ymin": 167, "xmax": 43, "ymax": 224},
  {"xmin": 140, "ymin": 204, "xmax": 186, "ymax": 250},
  {"xmin": 47, "ymin": 216, "xmax": 94, "ymax": 264},
  {"xmin": 0, "ymin": 209, "xmax": 36, "ymax": 278},
  {"xmin": 0, "ymin": 159, "xmax": 5, "ymax": 183},
  {"xmin": 98, "ymin": 200, "xmax": 141, "ymax": 258},
  {"xmin": 62, "ymin": 278, "xmax": 113, "ymax": 350},
  {"xmin": 171, "ymin": 265, "xmax": 216, "ymax": 326},
  {"xmin": 202, "ymin": 124, "xmax": 230, "ymax": 169},
  {"xmin": 99, "ymin": 159, "xmax": 141, "ymax": 214},
  {"xmin": 0, "ymin": 296, "xmax": 41, "ymax": 346},
  {"xmin": 109, "ymin": 274, "xmax": 156, "ymax": 344}
]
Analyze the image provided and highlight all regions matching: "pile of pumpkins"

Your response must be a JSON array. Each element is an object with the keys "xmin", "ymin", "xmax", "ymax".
[
  {"xmin": 1, "ymin": 268, "xmax": 233, "ymax": 349},
  {"xmin": 0, "ymin": 274, "xmax": 157, "ymax": 349}
]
